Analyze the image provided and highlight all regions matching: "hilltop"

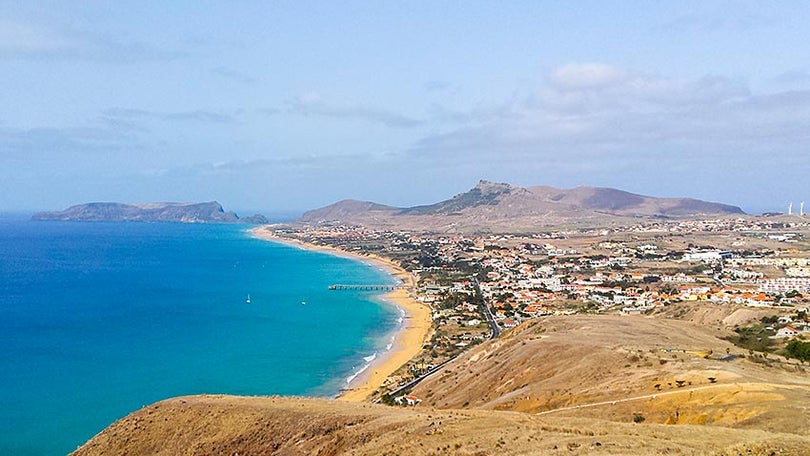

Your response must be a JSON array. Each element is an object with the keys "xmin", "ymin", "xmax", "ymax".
[
  {"xmin": 73, "ymin": 394, "xmax": 809, "ymax": 456},
  {"xmin": 299, "ymin": 181, "xmax": 744, "ymax": 231},
  {"xmin": 32, "ymin": 201, "xmax": 268, "ymax": 224}
]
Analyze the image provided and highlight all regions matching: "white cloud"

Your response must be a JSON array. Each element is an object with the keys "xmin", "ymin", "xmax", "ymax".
[
  {"xmin": 770, "ymin": 69, "xmax": 810, "ymax": 87},
  {"xmin": 411, "ymin": 63, "xmax": 808, "ymax": 162},
  {"xmin": 0, "ymin": 18, "xmax": 183, "ymax": 62},
  {"xmin": 658, "ymin": 8, "xmax": 772, "ymax": 33},
  {"xmin": 286, "ymin": 93, "xmax": 423, "ymax": 128},
  {"xmin": 423, "ymin": 80, "xmax": 452, "ymax": 92},
  {"xmin": 211, "ymin": 66, "xmax": 256, "ymax": 84},
  {"xmin": 0, "ymin": 19, "xmax": 73, "ymax": 52},
  {"xmin": 102, "ymin": 108, "xmax": 236, "ymax": 124},
  {"xmin": 548, "ymin": 63, "xmax": 628, "ymax": 91}
]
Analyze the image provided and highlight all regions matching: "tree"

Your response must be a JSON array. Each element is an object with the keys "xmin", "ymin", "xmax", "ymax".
[
  {"xmin": 659, "ymin": 284, "xmax": 679, "ymax": 296},
  {"xmin": 381, "ymin": 393, "xmax": 396, "ymax": 406},
  {"xmin": 785, "ymin": 289, "xmax": 802, "ymax": 299},
  {"xmin": 786, "ymin": 339, "xmax": 810, "ymax": 362},
  {"xmin": 760, "ymin": 315, "xmax": 779, "ymax": 324}
]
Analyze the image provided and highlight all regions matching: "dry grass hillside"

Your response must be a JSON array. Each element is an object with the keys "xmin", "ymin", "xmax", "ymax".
[
  {"xmin": 653, "ymin": 301, "xmax": 787, "ymax": 328},
  {"xmin": 73, "ymin": 395, "xmax": 810, "ymax": 456},
  {"xmin": 298, "ymin": 181, "xmax": 744, "ymax": 232},
  {"xmin": 412, "ymin": 315, "xmax": 810, "ymax": 435}
]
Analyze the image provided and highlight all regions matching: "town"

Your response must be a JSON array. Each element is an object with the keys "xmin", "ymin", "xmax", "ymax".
[{"xmin": 268, "ymin": 216, "xmax": 810, "ymax": 402}]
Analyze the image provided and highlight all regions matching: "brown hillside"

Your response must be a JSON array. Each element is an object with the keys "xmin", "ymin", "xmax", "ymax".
[
  {"xmin": 298, "ymin": 181, "xmax": 745, "ymax": 231},
  {"xmin": 411, "ymin": 315, "xmax": 810, "ymax": 434},
  {"xmin": 73, "ymin": 395, "xmax": 810, "ymax": 456}
]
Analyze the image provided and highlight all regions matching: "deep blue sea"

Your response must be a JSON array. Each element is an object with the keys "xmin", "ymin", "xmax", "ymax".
[{"xmin": 0, "ymin": 216, "xmax": 399, "ymax": 455}]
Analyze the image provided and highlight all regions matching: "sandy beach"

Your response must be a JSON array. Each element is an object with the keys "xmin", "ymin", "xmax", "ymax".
[{"xmin": 249, "ymin": 226, "xmax": 432, "ymax": 402}]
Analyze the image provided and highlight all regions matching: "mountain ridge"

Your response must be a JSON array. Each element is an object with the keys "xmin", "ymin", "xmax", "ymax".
[{"xmin": 299, "ymin": 180, "xmax": 745, "ymax": 231}]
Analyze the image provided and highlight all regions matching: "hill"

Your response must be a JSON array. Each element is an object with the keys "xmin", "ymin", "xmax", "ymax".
[
  {"xmin": 411, "ymin": 315, "xmax": 810, "ymax": 433},
  {"xmin": 299, "ymin": 181, "xmax": 745, "ymax": 231},
  {"xmin": 72, "ymin": 394, "xmax": 810, "ymax": 456},
  {"xmin": 73, "ymin": 315, "xmax": 810, "ymax": 455},
  {"xmin": 32, "ymin": 201, "xmax": 268, "ymax": 224}
]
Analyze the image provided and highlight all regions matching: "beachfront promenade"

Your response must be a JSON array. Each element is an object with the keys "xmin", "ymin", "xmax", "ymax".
[{"xmin": 328, "ymin": 284, "xmax": 402, "ymax": 291}]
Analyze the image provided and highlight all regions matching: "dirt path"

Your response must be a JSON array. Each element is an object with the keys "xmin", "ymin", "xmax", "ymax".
[{"xmin": 534, "ymin": 383, "xmax": 733, "ymax": 416}]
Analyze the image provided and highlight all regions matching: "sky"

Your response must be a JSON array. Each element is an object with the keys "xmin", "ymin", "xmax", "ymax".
[{"xmin": 1, "ymin": 1, "xmax": 809, "ymax": 215}]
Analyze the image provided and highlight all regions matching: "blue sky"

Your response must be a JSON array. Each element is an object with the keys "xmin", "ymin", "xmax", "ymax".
[{"xmin": 1, "ymin": 1, "xmax": 809, "ymax": 214}]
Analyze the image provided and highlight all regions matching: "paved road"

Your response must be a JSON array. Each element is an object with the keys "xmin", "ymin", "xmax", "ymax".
[
  {"xmin": 534, "ymin": 383, "xmax": 731, "ymax": 416},
  {"xmin": 472, "ymin": 277, "xmax": 500, "ymax": 338},
  {"xmin": 384, "ymin": 358, "xmax": 455, "ymax": 399}
]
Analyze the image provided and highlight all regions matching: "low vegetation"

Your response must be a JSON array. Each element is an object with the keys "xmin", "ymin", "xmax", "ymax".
[
  {"xmin": 786, "ymin": 339, "xmax": 810, "ymax": 362},
  {"xmin": 726, "ymin": 322, "xmax": 775, "ymax": 353}
]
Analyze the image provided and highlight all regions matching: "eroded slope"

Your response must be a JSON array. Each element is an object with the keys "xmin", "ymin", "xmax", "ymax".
[{"xmin": 73, "ymin": 395, "xmax": 809, "ymax": 456}]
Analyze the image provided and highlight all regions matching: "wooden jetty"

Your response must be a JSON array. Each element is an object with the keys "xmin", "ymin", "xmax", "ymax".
[{"xmin": 328, "ymin": 284, "xmax": 401, "ymax": 291}]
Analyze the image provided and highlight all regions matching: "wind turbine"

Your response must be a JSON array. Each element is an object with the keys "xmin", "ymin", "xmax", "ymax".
[
  {"xmin": 801, "ymin": 202, "xmax": 805, "ymax": 216},
  {"xmin": 788, "ymin": 202, "xmax": 793, "ymax": 215}
]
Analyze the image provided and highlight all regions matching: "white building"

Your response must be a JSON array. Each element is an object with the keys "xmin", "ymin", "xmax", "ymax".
[
  {"xmin": 759, "ymin": 278, "xmax": 810, "ymax": 293},
  {"xmin": 683, "ymin": 251, "xmax": 732, "ymax": 262},
  {"xmin": 774, "ymin": 326, "xmax": 799, "ymax": 338}
]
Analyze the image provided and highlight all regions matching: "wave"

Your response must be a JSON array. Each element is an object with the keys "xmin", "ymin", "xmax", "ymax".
[{"xmin": 345, "ymin": 352, "xmax": 379, "ymax": 385}]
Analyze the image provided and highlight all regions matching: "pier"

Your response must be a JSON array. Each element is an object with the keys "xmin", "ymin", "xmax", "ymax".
[{"xmin": 328, "ymin": 284, "xmax": 401, "ymax": 291}]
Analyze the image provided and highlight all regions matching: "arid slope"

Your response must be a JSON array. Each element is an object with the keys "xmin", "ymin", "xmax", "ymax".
[
  {"xmin": 412, "ymin": 315, "xmax": 810, "ymax": 434},
  {"xmin": 73, "ymin": 395, "xmax": 810, "ymax": 456},
  {"xmin": 299, "ymin": 181, "xmax": 745, "ymax": 231}
]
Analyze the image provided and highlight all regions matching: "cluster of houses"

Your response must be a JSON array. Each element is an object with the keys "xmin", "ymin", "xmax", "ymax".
[
  {"xmin": 272, "ymin": 221, "xmax": 810, "ymax": 381},
  {"xmin": 759, "ymin": 278, "xmax": 810, "ymax": 293},
  {"xmin": 583, "ymin": 218, "xmax": 810, "ymax": 236},
  {"xmin": 276, "ymin": 222, "xmax": 809, "ymax": 320}
]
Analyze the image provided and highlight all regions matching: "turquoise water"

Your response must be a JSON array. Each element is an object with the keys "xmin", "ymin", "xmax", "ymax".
[{"xmin": 0, "ymin": 217, "xmax": 398, "ymax": 455}]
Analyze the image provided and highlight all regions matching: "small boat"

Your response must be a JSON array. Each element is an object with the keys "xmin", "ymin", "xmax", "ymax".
[
  {"xmin": 301, "ymin": 300, "xmax": 306, "ymax": 305},
  {"xmin": 246, "ymin": 294, "xmax": 251, "ymax": 304}
]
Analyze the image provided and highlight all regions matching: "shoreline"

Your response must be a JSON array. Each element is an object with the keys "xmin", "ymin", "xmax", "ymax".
[{"xmin": 249, "ymin": 226, "xmax": 432, "ymax": 402}]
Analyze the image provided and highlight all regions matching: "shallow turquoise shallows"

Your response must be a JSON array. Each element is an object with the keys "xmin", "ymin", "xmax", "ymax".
[{"xmin": 0, "ymin": 217, "xmax": 398, "ymax": 455}]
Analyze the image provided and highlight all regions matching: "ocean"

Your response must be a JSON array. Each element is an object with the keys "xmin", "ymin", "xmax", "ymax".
[{"xmin": 0, "ymin": 216, "xmax": 399, "ymax": 455}]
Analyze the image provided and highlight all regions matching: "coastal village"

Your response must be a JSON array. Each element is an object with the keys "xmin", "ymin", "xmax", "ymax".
[{"xmin": 265, "ymin": 215, "xmax": 810, "ymax": 403}]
